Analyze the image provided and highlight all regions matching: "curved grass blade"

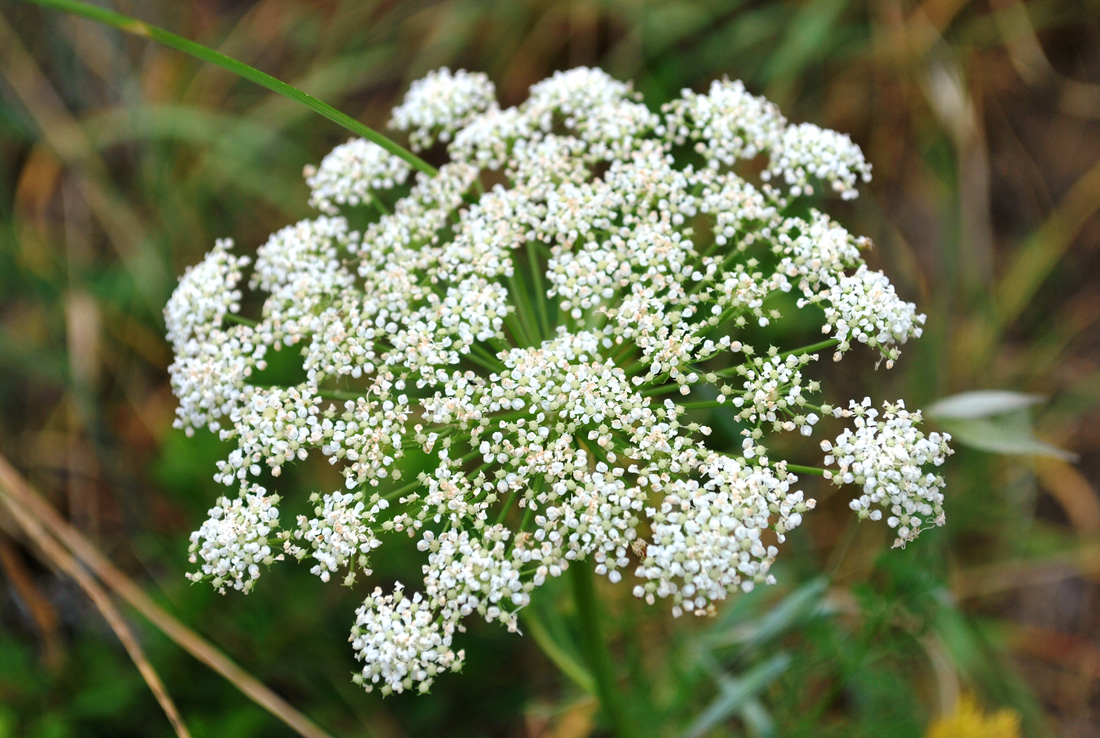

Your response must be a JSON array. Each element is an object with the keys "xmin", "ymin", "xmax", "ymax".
[
  {"xmin": 18, "ymin": 0, "xmax": 437, "ymax": 177},
  {"xmin": 684, "ymin": 652, "xmax": 791, "ymax": 738},
  {"xmin": 706, "ymin": 576, "xmax": 829, "ymax": 650},
  {"xmin": 519, "ymin": 605, "xmax": 597, "ymax": 696}
]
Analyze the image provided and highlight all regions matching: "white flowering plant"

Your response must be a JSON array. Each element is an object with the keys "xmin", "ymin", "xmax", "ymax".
[{"xmin": 166, "ymin": 67, "xmax": 952, "ymax": 706}]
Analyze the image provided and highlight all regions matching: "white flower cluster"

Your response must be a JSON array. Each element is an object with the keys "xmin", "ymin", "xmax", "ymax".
[
  {"xmin": 822, "ymin": 399, "xmax": 953, "ymax": 548},
  {"xmin": 664, "ymin": 79, "xmax": 786, "ymax": 166},
  {"xmin": 290, "ymin": 491, "xmax": 387, "ymax": 584},
  {"xmin": 165, "ymin": 238, "xmax": 264, "ymax": 435},
  {"xmin": 304, "ymin": 138, "xmax": 412, "ymax": 214},
  {"xmin": 351, "ymin": 584, "xmax": 465, "ymax": 695},
  {"xmin": 186, "ymin": 484, "xmax": 283, "ymax": 594},
  {"xmin": 421, "ymin": 525, "xmax": 530, "ymax": 631},
  {"xmin": 168, "ymin": 68, "xmax": 950, "ymax": 694},
  {"xmin": 764, "ymin": 123, "xmax": 872, "ymax": 200},
  {"xmin": 390, "ymin": 68, "xmax": 497, "ymax": 150},
  {"xmin": 635, "ymin": 455, "xmax": 813, "ymax": 617},
  {"xmin": 801, "ymin": 265, "xmax": 925, "ymax": 368}
]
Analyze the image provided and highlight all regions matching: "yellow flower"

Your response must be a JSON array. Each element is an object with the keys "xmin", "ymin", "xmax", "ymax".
[{"xmin": 926, "ymin": 694, "xmax": 1021, "ymax": 738}]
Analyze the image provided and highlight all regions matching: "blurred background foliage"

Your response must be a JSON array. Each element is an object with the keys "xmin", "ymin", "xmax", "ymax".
[{"xmin": 1, "ymin": 0, "xmax": 1098, "ymax": 736}]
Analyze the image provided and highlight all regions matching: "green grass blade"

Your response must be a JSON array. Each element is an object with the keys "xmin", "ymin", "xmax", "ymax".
[
  {"xmin": 18, "ymin": 0, "xmax": 437, "ymax": 176},
  {"xmin": 684, "ymin": 652, "xmax": 791, "ymax": 738},
  {"xmin": 706, "ymin": 577, "xmax": 829, "ymax": 650},
  {"xmin": 519, "ymin": 606, "xmax": 596, "ymax": 696}
]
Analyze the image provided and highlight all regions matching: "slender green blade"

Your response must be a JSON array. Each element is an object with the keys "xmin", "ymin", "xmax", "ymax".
[
  {"xmin": 707, "ymin": 577, "xmax": 829, "ymax": 650},
  {"xmin": 684, "ymin": 653, "xmax": 791, "ymax": 738}
]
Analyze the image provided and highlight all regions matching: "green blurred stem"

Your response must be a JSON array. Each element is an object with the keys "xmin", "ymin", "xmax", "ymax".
[
  {"xmin": 366, "ymin": 192, "xmax": 392, "ymax": 215},
  {"xmin": 517, "ymin": 478, "xmax": 540, "ymax": 533},
  {"xmin": 468, "ymin": 343, "xmax": 506, "ymax": 372},
  {"xmin": 676, "ymin": 399, "xmax": 728, "ymax": 409},
  {"xmin": 641, "ymin": 383, "xmax": 684, "ymax": 398},
  {"xmin": 570, "ymin": 563, "xmax": 639, "ymax": 738},
  {"xmin": 493, "ymin": 488, "xmax": 518, "ymax": 526},
  {"xmin": 20, "ymin": 0, "xmax": 437, "ymax": 177},
  {"xmin": 316, "ymin": 389, "xmax": 363, "ymax": 402},
  {"xmin": 507, "ymin": 270, "xmax": 540, "ymax": 347},
  {"xmin": 519, "ymin": 608, "xmax": 596, "ymax": 695}
]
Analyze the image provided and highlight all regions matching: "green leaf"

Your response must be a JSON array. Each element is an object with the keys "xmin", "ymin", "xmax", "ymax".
[
  {"xmin": 927, "ymin": 390, "xmax": 1075, "ymax": 460},
  {"xmin": 937, "ymin": 417, "xmax": 1076, "ymax": 461},
  {"xmin": 738, "ymin": 699, "xmax": 777, "ymax": 738},
  {"xmin": 925, "ymin": 390, "xmax": 1046, "ymax": 420},
  {"xmin": 519, "ymin": 601, "xmax": 596, "ymax": 696},
  {"xmin": 706, "ymin": 577, "xmax": 828, "ymax": 650}
]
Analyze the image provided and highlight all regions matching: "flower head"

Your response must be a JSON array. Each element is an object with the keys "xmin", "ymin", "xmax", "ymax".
[{"xmin": 168, "ymin": 68, "xmax": 951, "ymax": 694}]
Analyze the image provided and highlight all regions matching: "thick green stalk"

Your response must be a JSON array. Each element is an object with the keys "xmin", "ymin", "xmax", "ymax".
[
  {"xmin": 570, "ymin": 563, "xmax": 639, "ymax": 738},
  {"xmin": 641, "ymin": 383, "xmax": 684, "ymax": 398},
  {"xmin": 19, "ymin": 0, "xmax": 437, "ymax": 177},
  {"xmin": 223, "ymin": 313, "xmax": 257, "ymax": 327},
  {"xmin": 467, "ymin": 342, "xmax": 506, "ymax": 372}
]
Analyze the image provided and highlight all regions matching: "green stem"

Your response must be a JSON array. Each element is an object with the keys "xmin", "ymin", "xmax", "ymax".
[
  {"xmin": 785, "ymin": 463, "xmax": 827, "ymax": 477},
  {"xmin": 503, "ymin": 312, "xmax": 532, "ymax": 349},
  {"xmin": 610, "ymin": 342, "xmax": 636, "ymax": 367},
  {"xmin": 382, "ymin": 477, "xmax": 422, "ymax": 501},
  {"xmin": 224, "ymin": 313, "xmax": 257, "ymax": 327},
  {"xmin": 570, "ymin": 563, "xmax": 638, "ymax": 738},
  {"xmin": 468, "ymin": 343, "xmax": 505, "ymax": 372},
  {"xmin": 507, "ymin": 270, "xmax": 539, "ymax": 347},
  {"xmin": 493, "ymin": 488, "xmax": 519, "ymax": 526},
  {"xmin": 641, "ymin": 383, "xmax": 683, "ymax": 398},
  {"xmin": 781, "ymin": 338, "xmax": 840, "ymax": 358},
  {"xmin": 518, "ymin": 499, "xmax": 536, "ymax": 534},
  {"xmin": 367, "ymin": 192, "xmax": 392, "ymax": 215},
  {"xmin": 316, "ymin": 389, "xmax": 363, "ymax": 402},
  {"xmin": 463, "ymin": 344, "xmax": 505, "ymax": 373},
  {"xmin": 677, "ymin": 399, "xmax": 727, "ymax": 409},
  {"xmin": 713, "ymin": 338, "xmax": 840, "ymax": 378},
  {"xmin": 22, "ymin": 0, "xmax": 436, "ymax": 177},
  {"xmin": 525, "ymin": 243, "xmax": 552, "ymax": 340}
]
